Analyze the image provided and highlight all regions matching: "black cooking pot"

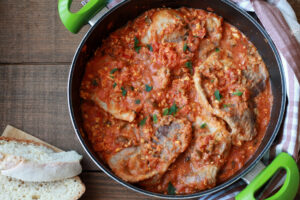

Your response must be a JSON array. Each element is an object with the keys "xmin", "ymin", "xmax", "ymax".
[{"xmin": 58, "ymin": 0, "xmax": 297, "ymax": 199}]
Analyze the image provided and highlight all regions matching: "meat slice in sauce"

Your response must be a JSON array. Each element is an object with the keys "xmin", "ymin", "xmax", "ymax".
[
  {"xmin": 141, "ymin": 9, "xmax": 188, "ymax": 44},
  {"xmin": 140, "ymin": 114, "xmax": 231, "ymax": 193},
  {"xmin": 198, "ymin": 13, "xmax": 223, "ymax": 60},
  {"xmin": 172, "ymin": 115, "xmax": 231, "ymax": 193},
  {"xmin": 243, "ymin": 46, "xmax": 269, "ymax": 97},
  {"xmin": 80, "ymin": 55, "xmax": 138, "ymax": 122},
  {"xmin": 107, "ymin": 116, "xmax": 192, "ymax": 182},
  {"xmin": 193, "ymin": 50, "xmax": 265, "ymax": 144},
  {"xmin": 92, "ymin": 95, "xmax": 136, "ymax": 122}
]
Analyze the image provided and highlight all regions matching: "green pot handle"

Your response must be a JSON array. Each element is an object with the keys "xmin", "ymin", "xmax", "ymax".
[
  {"xmin": 58, "ymin": 0, "xmax": 107, "ymax": 33},
  {"xmin": 236, "ymin": 152, "xmax": 299, "ymax": 200}
]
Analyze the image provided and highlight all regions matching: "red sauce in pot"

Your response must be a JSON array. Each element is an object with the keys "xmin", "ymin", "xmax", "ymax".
[{"xmin": 80, "ymin": 7, "xmax": 272, "ymax": 194}]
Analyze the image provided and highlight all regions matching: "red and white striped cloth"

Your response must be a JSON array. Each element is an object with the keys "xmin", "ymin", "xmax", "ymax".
[{"xmin": 91, "ymin": 0, "xmax": 300, "ymax": 198}]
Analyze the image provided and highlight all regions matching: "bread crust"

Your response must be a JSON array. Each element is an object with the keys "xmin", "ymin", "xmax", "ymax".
[
  {"xmin": 0, "ymin": 136, "xmax": 85, "ymax": 199},
  {"xmin": 0, "ymin": 136, "xmax": 59, "ymax": 152}
]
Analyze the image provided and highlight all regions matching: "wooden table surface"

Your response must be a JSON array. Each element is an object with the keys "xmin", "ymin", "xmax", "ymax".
[{"xmin": 0, "ymin": 0, "xmax": 299, "ymax": 199}]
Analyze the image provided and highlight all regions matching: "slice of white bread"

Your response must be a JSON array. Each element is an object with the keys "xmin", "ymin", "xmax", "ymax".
[
  {"xmin": 0, "ymin": 137, "xmax": 85, "ymax": 199},
  {"xmin": 0, "ymin": 137, "xmax": 82, "ymax": 182},
  {"xmin": 0, "ymin": 175, "xmax": 85, "ymax": 200}
]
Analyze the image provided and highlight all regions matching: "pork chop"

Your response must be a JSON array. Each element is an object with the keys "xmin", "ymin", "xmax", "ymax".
[
  {"xmin": 193, "ymin": 50, "xmax": 263, "ymax": 144},
  {"xmin": 107, "ymin": 116, "xmax": 192, "ymax": 182}
]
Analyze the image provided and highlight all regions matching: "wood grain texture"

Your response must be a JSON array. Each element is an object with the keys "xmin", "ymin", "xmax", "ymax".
[
  {"xmin": 0, "ymin": 64, "xmax": 98, "ymax": 170},
  {"xmin": 0, "ymin": 0, "xmax": 88, "ymax": 63},
  {"xmin": 80, "ymin": 172, "xmax": 168, "ymax": 200}
]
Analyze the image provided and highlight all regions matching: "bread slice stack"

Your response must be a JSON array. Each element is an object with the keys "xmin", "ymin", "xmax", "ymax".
[{"xmin": 0, "ymin": 136, "xmax": 85, "ymax": 200}]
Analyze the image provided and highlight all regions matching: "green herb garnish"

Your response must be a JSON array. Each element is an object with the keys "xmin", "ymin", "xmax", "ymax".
[
  {"xmin": 223, "ymin": 104, "xmax": 229, "ymax": 108},
  {"xmin": 232, "ymin": 90, "xmax": 243, "ymax": 96},
  {"xmin": 134, "ymin": 36, "xmax": 139, "ymax": 46},
  {"xmin": 113, "ymin": 82, "xmax": 117, "ymax": 88},
  {"xmin": 200, "ymin": 123, "xmax": 207, "ymax": 128},
  {"xmin": 145, "ymin": 84, "xmax": 153, "ymax": 92},
  {"xmin": 134, "ymin": 36, "xmax": 141, "ymax": 53},
  {"xmin": 214, "ymin": 90, "xmax": 222, "ymax": 101},
  {"xmin": 121, "ymin": 87, "xmax": 127, "ymax": 96},
  {"xmin": 163, "ymin": 108, "xmax": 169, "ymax": 116},
  {"xmin": 110, "ymin": 68, "xmax": 118, "ymax": 74},
  {"xmin": 167, "ymin": 182, "xmax": 176, "ymax": 195},
  {"xmin": 139, "ymin": 117, "xmax": 147, "ymax": 126},
  {"xmin": 215, "ymin": 47, "xmax": 220, "ymax": 52},
  {"xmin": 185, "ymin": 61, "xmax": 192, "ymax": 68},
  {"xmin": 135, "ymin": 99, "xmax": 141, "ymax": 104},
  {"xmin": 146, "ymin": 44, "xmax": 153, "ymax": 52},
  {"xmin": 162, "ymin": 103, "xmax": 179, "ymax": 116},
  {"xmin": 185, "ymin": 61, "xmax": 193, "ymax": 74},
  {"xmin": 169, "ymin": 102, "xmax": 178, "ymax": 116},
  {"xmin": 152, "ymin": 114, "xmax": 158, "ymax": 123},
  {"xmin": 183, "ymin": 43, "xmax": 188, "ymax": 52}
]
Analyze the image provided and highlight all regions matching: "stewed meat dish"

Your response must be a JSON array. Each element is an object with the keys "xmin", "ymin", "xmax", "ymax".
[{"xmin": 80, "ymin": 7, "xmax": 272, "ymax": 194}]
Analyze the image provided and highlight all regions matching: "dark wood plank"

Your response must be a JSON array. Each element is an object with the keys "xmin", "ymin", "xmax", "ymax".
[
  {"xmin": 0, "ymin": 64, "xmax": 98, "ymax": 170},
  {"xmin": 288, "ymin": 0, "xmax": 300, "ymax": 22},
  {"xmin": 0, "ymin": 0, "xmax": 89, "ymax": 63},
  {"xmin": 80, "ymin": 172, "xmax": 172, "ymax": 200}
]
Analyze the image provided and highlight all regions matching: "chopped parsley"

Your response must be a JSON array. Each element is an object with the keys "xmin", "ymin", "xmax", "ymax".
[
  {"xmin": 113, "ymin": 82, "xmax": 117, "ymax": 88},
  {"xmin": 135, "ymin": 99, "xmax": 141, "ymax": 104},
  {"xmin": 232, "ymin": 90, "xmax": 243, "ymax": 96},
  {"xmin": 211, "ymin": 79, "xmax": 215, "ymax": 83},
  {"xmin": 214, "ymin": 90, "xmax": 222, "ymax": 101},
  {"xmin": 146, "ymin": 44, "xmax": 153, "ymax": 52},
  {"xmin": 152, "ymin": 114, "xmax": 158, "ymax": 123},
  {"xmin": 183, "ymin": 43, "xmax": 188, "ymax": 52},
  {"xmin": 134, "ymin": 36, "xmax": 141, "ymax": 53},
  {"xmin": 91, "ymin": 79, "xmax": 98, "ymax": 86},
  {"xmin": 167, "ymin": 182, "xmax": 176, "ymax": 195},
  {"xmin": 110, "ymin": 68, "xmax": 118, "ymax": 74},
  {"xmin": 215, "ymin": 47, "xmax": 220, "ymax": 52},
  {"xmin": 145, "ymin": 84, "xmax": 153, "ymax": 92},
  {"xmin": 139, "ymin": 117, "xmax": 147, "ymax": 126},
  {"xmin": 109, "ymin": 75, "xmax": 114, "ymax": 79},
  {"xmin": 121, "ymin": 87, "xmax": 127, "ymax": 96},
  {"xmin": 200, "ymin": 123, "xmax": 207, "ymax": 128},
  {"xmin": 169, "ymin": 102, "xmax": 178, "ymax": 116},
  {"xmin": 185, "ymin": 61, "xmax": 193, "ymax": 74},
  {"xmin": 163, "ymin": 108, "xmax": 169, "ymax": 116},
  {"xmin": 163, "ymin": 103, "xmax": 179, "ymax": 116}
]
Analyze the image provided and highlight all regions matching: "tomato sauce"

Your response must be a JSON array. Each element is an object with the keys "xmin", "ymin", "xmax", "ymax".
[{"xmin": 80, "ymin": 7, "xmax": 273, "ymax": 194}]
